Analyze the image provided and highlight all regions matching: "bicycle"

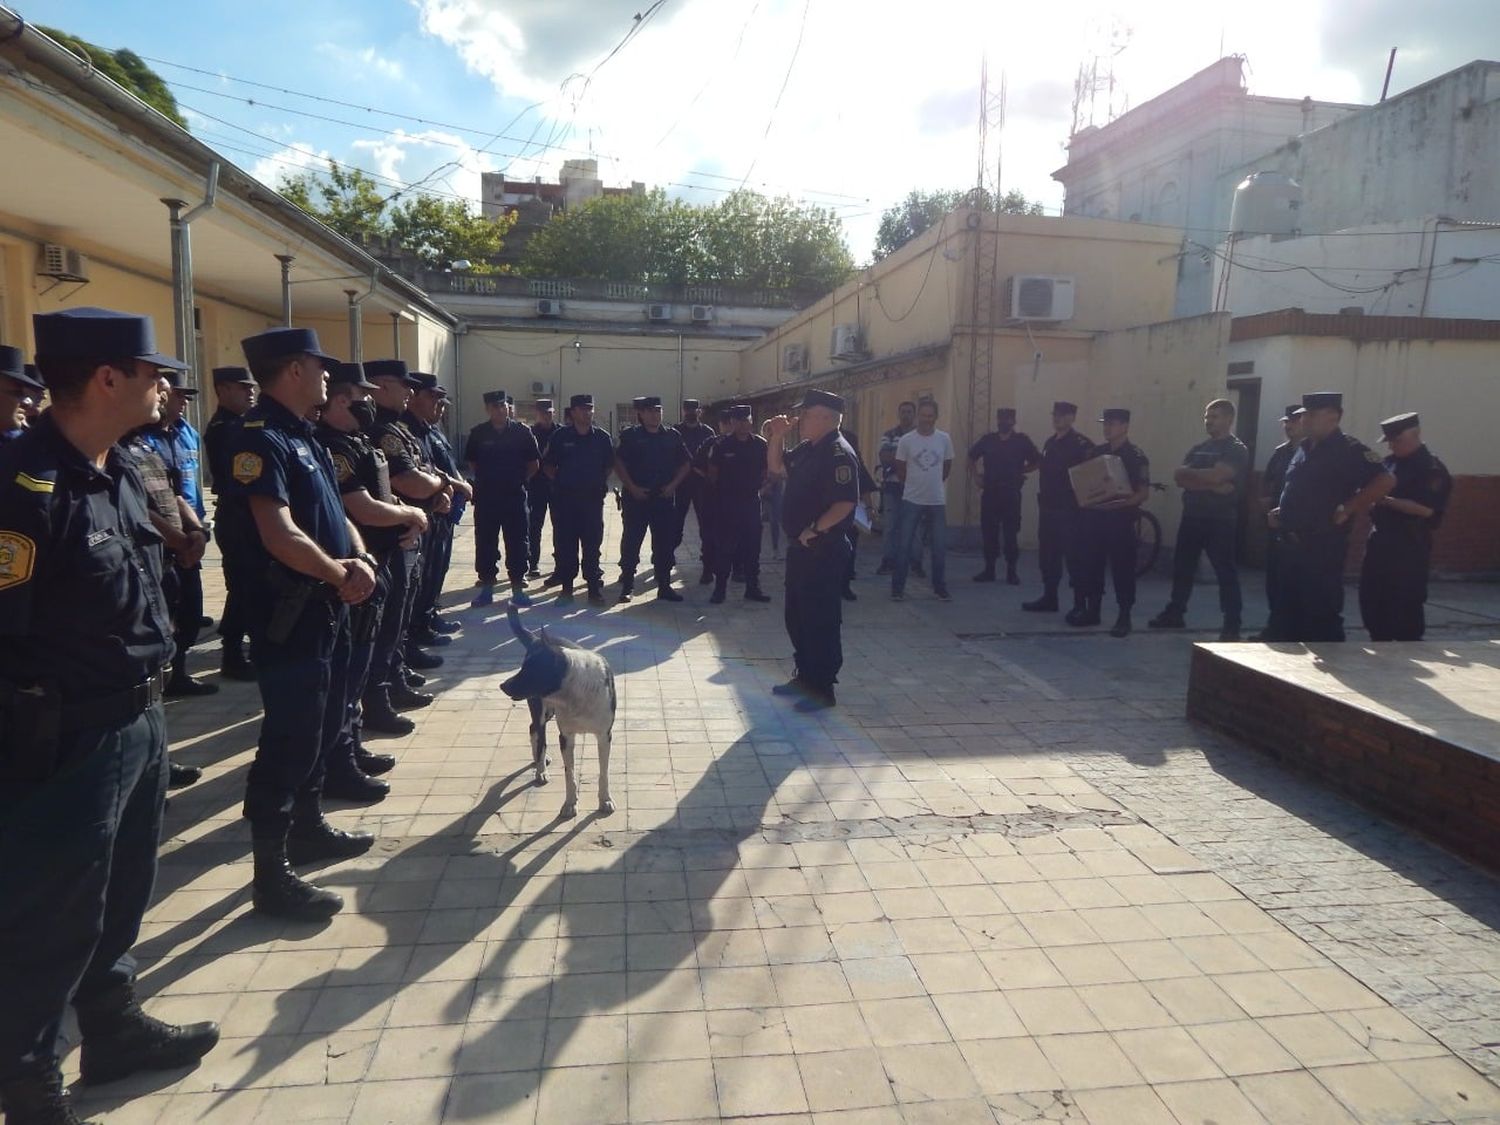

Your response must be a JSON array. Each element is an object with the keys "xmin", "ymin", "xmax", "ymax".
[{"xmin": 1133, "ymin": 483, "xmax": 1167, "ymax": 577}]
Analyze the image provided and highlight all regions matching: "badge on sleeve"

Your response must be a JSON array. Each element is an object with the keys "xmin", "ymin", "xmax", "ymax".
[
  {"xmin": 380, "ymin": 434, "xmax": 404, "ymax": 457},
  {"xmin": 834, "ymin": 464, "xmax": 853, "ymax": 485},
  {"xmin": 1364, "ymin": 448, "xmax": 1383, "ymax": 463},
  {"xmin": 0, "ymin": 531, "xmax": 36, "ymax": 590},
  {"xmin": 232, "ymin": 452, "xmax": 264, "ymax": 483},
  {"xmin": 331, "ymin": 453, "xmax": 355, "ymax": 483}
]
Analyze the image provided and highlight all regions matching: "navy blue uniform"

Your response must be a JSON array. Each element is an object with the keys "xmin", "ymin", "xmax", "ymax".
[
  {"xmin": 969, "ymin": 430, "xmax": 1040, "ymax": 571},
  {"xmin": 1036, "ymin": 429, "xmax": 1095, "ymax": 596},
  {"xmin": 1078, "ymin": 441, "xmax": 1151, "ymax": 610},
  {"xmin": 782, "ymin": 432, "xmax": 860, "ymax": 691},
  {"xmin": 1359, "ymin": 445, "xmax": 1451, "ymax": 641},
  {"xmin": 224, "ymin": 397, "xmax": 352, "ymax": 830},
  {"xmin": 527, "ymin": 422, "xmax": 559, "ymax": 573},
  {"xmin": 1260, "ymin": 440, "xmax": 1298, "ymax": 619},
  {"xmin": 543, "ymin": 425, "xmax": 615, "ymax": 588},
  {"xmin": 465, "ymin": 419, "xmax": 540, "ymax": 585},
  {"xmin": 617, "ymin": 425, "xmax": 689, "ymax": 581},
  {"xmin": 366, "ymin": 407, "xmax": 426, "ymax": 687},
  {"xmin": 708, "ymin": 433, "xmax": 769, "ymax": 584},
  {"xmin": 672, "ymin": 420, "xmax": 716, "ymax": 560},
  {"xmin": 1164, "ymin": 434, "xmax": 1250, "ymax": 625},
  {"xmin": 0, "ymin": 414, "xmax": 174, "ymax": 1085},
  {"xmin": 1268, "ymin": 429, "xmax": 1389, "ymax": 642}
]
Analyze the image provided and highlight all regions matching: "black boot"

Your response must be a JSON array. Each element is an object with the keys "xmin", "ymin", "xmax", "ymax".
[
  {"xmin": 1110, "ymin": 608, "xmax": 1133, "ymax": 638},
  {"xmin": 251, "ymin": 836, "xmax": 343, "ymax": 920},
  {"xmin": 409, "ymin": 626, "xmax": 451, "ymax": 647},
  {"xmin": 356, "ymin": 747, "xmax": 397, "ymax": 775},
  {"xmin": 286, "ymin": 813, "xmax": 375, "ymax": 865},
  {"xmin": 617, "ymin": 574, "xmax": 635, "ymax": 604},
  {"xmin": 1148, "ymin": 607, "xmax": 1186, "ymax": 630},
  {"xmin": 656, "ymin": 580, "xmax": 684, "ymax": 602},
  {"xmin": 1067, "ymin": 595, "xmax": 1101, "ymax": 627},
  {"xmin": 361, "ymin": 689, "xmax": 415, "ymax": 736},
  {"xmin": 587, "ymin": 583, "xmax": 606, "ymax": 606},
  {"xmin": 698, "ymin": 567, "xmax": 714, "ymax": 586},
  {"xmin": 744, "ymin": 581, "xmax": 771, "ymax": 603},
  {"xmin": 405, "ymin": 647, "xmax": 444, "ymax": 670},
  {"xmin": 1063, "ymin": 592, "xmax": 1089, "ymax": 625},
  {"xmin": 1, "ymin": 1070, "xmax": 98, "ymax": 1123},
  {"xmin": 219, "ymin": 642, "xmax": 257, "ymax": 682},
  {"xmin": 75, "ymin": 983, "xmax": 219, "ymax": 1086},
  {"xmin": 973, "ymin": 566, "xmax": 996, "ymax": 583},
  {"xmin": 164, "ymin": 658, "xmax": 218, "ymax": 698},
  {"xmin": 1022, "ymin": 589, "xmax": 1059, "ymax": 612},
  {"xmin": 1005, "ymin": 565, "xmax": 1020, "ymax": 586},
  {"xmin": 710, "ymin": 580, "xmax": 727, "ymax": 605},
  {"xmin": 402, "ymin": 667, "xmax": 428, "ymax": 688},
  {"xmin": 389, "ymin": 682, "xmax": 434, "ymax": 711},
  {"xmin": 430, "ymin": 615, "xmax": 462, "ymax": 635},
  {"xmin": 321, "ymin": 765, "xmax": 389, "ymax": 803},
  {"xmin": 167, "ymin": 761, "xmax": 201, "ymax": 790}
]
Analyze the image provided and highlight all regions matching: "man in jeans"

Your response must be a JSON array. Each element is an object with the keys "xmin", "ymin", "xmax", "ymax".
[
  {"xmin": 890, "ymin": 399, "xmax": 953, "ymax": 602},
  {"xmin": 1148, "ymin": 398, "xmax": 1250, "ymax": 640},
  {"xmin": 876, "ymin": 400, "xmax": 920, "ymax": 577}
]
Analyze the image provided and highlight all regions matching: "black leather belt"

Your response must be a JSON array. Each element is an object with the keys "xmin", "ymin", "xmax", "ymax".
[{"xmin": 62, "ymin": 671, "xmax": 168, "ymax": 733}]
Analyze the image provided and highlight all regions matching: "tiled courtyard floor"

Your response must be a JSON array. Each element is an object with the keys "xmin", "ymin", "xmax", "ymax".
[{"xmin": 71, "ymin": 513, "xmax": 1500, "ymax": 1123}]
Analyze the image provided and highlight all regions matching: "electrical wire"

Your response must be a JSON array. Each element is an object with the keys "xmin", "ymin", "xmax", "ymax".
[
  {"xmin": 870, "ymin": 220, "xmax": 946, "ymax": 323},
  {"xmin": 652, "ymin": 0, "xmax": 760, "ymax": 153},
  {"xmin": 736, "ymin": 0, "xmax": 812, "ymax": 190}
]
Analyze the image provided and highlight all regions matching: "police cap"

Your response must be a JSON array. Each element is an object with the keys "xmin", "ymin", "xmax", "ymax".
[
  {"xmin": 640, "ymin": 396, "xmax": 662, "ymax": 409},
  {"xmin": 996, "ymin": 407, "xmax": 1017, "ymax": 420},
  {"xmin": 1052, "ymin": 400, "xmax": 1078, "ymax": 415},
  {"xmin": 0, "ymin": 346, "xmax": 44, "ymax": 392},
  {"xmin": 1379, "ymin": 412, "xmax": 1420, "ymax": 440},
  {"xmin": 681, "ymin": 398, "xmax": 700, "ymax": 409},
  {"xmin": 483, "ymin": 390, "xmax": 507, "ymax": 406},
  {"xmin": 241, "ymin": 327, "xmax": 339, "ymax": 375},
  {"xmin": 631, "ymin": 396, "xmax": 649, "ymax": 410},
  {"xmin": 796, "ymin": 389, "xmax": 844, "ymax": 412},
  {"xmin": 34, "ymin": 307, "xmax": 188, "ymax": 372},
  {"xmin": 1302, "ymin": 391, "xmax": 1343, "ymax": 411},
  {"xmin": 570, "ymin": 393, "xmax": 594, "ymax": 408},
  {"xmin": 328, "ymin": 362, "xmax": 379, "ymax": 391},
  {"xmin": 212, "ymin": 366, "xmax": 256, "ymax": 386},
  {"xmin": 410, "ymin": 371, "xmax": 440, "ymax": 393},
  {"xmin": 1280, "ymin": 403, "xmax": 1305, "ymax": 421},
  {"xmin": 162, "ymin": 369, "xmax": 199, "ymax": 397},
  {"xmin": 727, "ymin": 404, "xmax": 753, "ymax": 420},
  {"xmin": 15, "ymin": 361, "xmax": 44, "ymax": 393},
  {"xmin": 1099, "ymin": 408, "xmax": 1131, "ymax": 424},
  {"xmin": 535, "ymin": 398, "xmax": 554, "ymax": 410},
  {"xmin": 364, "ymin": 359, "xmax": 419, "ymax": 386}
]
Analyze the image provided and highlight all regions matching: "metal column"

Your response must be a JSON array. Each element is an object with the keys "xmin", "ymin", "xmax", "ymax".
[{"xmin": 275, "ymin": 255, "xmax": 295, "ymax": 325}]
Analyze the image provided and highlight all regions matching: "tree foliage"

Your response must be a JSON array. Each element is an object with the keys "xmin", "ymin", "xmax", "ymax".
[
  {"xmin": 41, "ymin": 27, "xmax": 185, "ymax": 127},
  {"xmin": 520, "ymin": 188, "xmax": 853, "ymax": 295},
  {"xmin": 277, "ymin": 160, "xmax": 511, "ymax": 268},
  {"xmin": 873, "ymin": 187, "xmax": 1047, "ymax": 260}
]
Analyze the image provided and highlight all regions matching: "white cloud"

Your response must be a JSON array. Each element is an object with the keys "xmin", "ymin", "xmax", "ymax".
[
  {"xmin": 319, "ymin": 42, "xmax": 408, "ymax": 83},
  {"xmin": 248, "ymin": 140, "xmax": 332, "ymax": 191},
  {"xmin": 350, "ymin": 129, "xmax": 501, "ymax": 206}
]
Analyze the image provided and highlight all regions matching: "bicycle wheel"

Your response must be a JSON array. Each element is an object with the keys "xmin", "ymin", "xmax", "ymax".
[{"xmin": 1134, "ymin": 510, "xmax": 1162, "ymax": 577}]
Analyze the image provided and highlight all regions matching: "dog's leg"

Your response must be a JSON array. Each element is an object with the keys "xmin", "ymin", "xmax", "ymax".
[
  {"xmin": 596, "ymin": 729, "xmax": 615, "ymax": 816},
  {"xmin": 558, "ymin": 733, "xmax": 578, "ymax": 819},
  {"xmin": 529, "ymin": 699, "xmax": 549, "ymax": 786}
]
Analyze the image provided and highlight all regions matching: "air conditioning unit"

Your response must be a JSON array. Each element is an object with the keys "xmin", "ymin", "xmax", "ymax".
[
  {"xmin": 535, "ymin": 298, "xmax": 562, "ymax": 318},
  {"xmin": 530, "ymin": 381, "xmax": 548, "ymax": 394},
  {"xmin": 39, "ymin": 243, "xmax": 90, "ymax": 283},
  {"xmin": 690, "ymin": 304, "xmax": 713, "ymax": 324},
  {"xmin": 782, "ymin": 343, "xmax": 808, "ymax": 374},
  {"xmin": 1005, "ymin": 275, "xmax": 1075, "ymax": 322},
  {"xmin": 646, "ymin": 303, "xmax": 672, "ymax": 322},
  {"xmin": 830, "ymin": 323, "xmax": 863, "ymax": 360}
]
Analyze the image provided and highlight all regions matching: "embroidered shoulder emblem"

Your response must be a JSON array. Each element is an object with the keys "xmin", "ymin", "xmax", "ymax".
[
  {"xmin": 380, "ymin": 434, "xmax": 404, "ymax": 457},
  {"xmin": 331, "ymin": 453, "xmax": 355, "ymax": 483},
  {"xmin": 0, "ymin": 531, "xmax": 36, "ymax": 590},
  {"xmin": 13, "ymin": 472, "xmax": 53, "ymax": 494},
  {"xmin": 834, "ymin": 464, "xmax": 853, "ymax": 485},
  {"xmin": 232, "ymin": 452, "xmax": 264, "ymax": 483},
  {"xmin": 243, "ymin": 419, "xmax": 266, "ymax": 429}
]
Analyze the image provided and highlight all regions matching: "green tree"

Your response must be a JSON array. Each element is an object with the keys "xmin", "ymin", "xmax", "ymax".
[
  {"xmin": 520, "ymin": 188, "xmax": 852, "ymax": 296},
  {"xmin": 278, "ymin": 161, "xmax": 389, "ymax": 241},
  {"xmin": 40, "ymin": 27, "xmax": 185, "ymax": 127},
  {"xmin": 873, "ymin": 187, "xmax": 1047, "ymax": 260},
  {"xmin": 389, "ymin": 195, "xmax": 513, "ymax": 269}
]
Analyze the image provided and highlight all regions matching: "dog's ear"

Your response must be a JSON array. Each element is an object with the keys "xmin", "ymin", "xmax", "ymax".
[{"xmin": 500, "ymin": 646, "xmax": 569, "ymax": 701}]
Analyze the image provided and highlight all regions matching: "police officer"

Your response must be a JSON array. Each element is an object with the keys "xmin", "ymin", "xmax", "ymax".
[
  {"xmin": 1266, "ymin": 391, "xmax": 1395, "ymax": 642},
  {"xmin": 204, "ymin": 366, "xmax": 259, "ymax": 680},
  {"xmin": 1359, "ymin": 413, "xmax": 1451, "ymax": 641},
  {"xmin": 1148, "ymin": 398, "xmax": 1250, "ymax": 640},
  {"xmin": 527, "ymin": 398, "xmax": 558, "ymax": 578},
  {"xmin": 672, "ymin": 398, "xmax": 715, "ymax": 565},
  {"xmin": 836, "ymin": 426, "xmax": 879, "ymax": 602},
  {"xmin": 1071, "ymin": 408, "xmax": 1151, "ymax": 637},
  {"xmin": 615, "ymin": 395, "xmax": 691, "ymax": 602},
  {"xmin": 1023, "ymin": 401, "xmax": 1095, "ymax": 614},
  {"xmin": 0, "ymin": 346, "xmax": 43, "ymax": 442},
  {"xmin": 543, "ymin": 393, "xmax": 615, "ymax": 603},
  {"xmin": 405, "ymin": 373, "xmax": 471, "ymax": 643},
  {"xmin": 0, "ymin": 308, "xmax": 219, "ymax": 1125},
  {"xmin": 693, "ymin": 413, "xmax": 733, "ymax": 585},
  {"xmin": 466, "ymin": 389, "xmax": 541, "ymax": 607},
  {"xmin": 708, "ymin": 405, "xmax": 771, "ymax": 605},
  {"xmin": 1255, "ymin": 404, "xmax": 1305, "ymax": 634},
  {"xmin": 764, "ymin": 390, "xmax": 860, "ymax": 712},
  {"xmin": 316, "ymin": 363, "xmax": 428, "ymax": 798},
  {"xmin": 968, "ymin": 407, "xmax": 1040, "ymax": 584}
]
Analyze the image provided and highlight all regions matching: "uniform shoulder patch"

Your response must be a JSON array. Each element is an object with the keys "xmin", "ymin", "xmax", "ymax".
[
  {"xmin": 232, "ymin": 452, "xmax": 264, "ymax": 484},
  {"xmin": 243, "ymin": 419, "xmax": 266, "ymax": 429},
  {"xmin": 380, "ymin": 434, "xmax": 404, "ymax": 457},
  {"xmin": 0, "ymin": 531, "xmax": 36, "ymax": 590},
  {"xmin": 13, "ymin": 471, "xmax": 54, "ymax": 494},
  {"xmin": 834, "ymin": 464, "xmax": 853, "ymax": 485},
  {"xmin": 1364, "ymin": 448, "xmax": 1383, "ymax": 463},
  {"xmin": 331, "ymin": 453, "xmax": 355, "ymax": 483}
]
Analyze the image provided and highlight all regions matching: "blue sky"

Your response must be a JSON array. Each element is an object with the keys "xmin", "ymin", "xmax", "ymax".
[{"xmin": 23, "ymin": 0, "xmax": 1495, "ymax": 262}]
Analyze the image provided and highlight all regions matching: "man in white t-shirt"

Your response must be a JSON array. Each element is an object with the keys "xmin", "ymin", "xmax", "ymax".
[{"xmin": 891, "ymin": 398, "xmax": 954, "ymax": 601}]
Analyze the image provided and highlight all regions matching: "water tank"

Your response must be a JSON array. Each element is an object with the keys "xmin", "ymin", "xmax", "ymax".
[{"xmin": 1230, "ymin": 172, "xmax": 1302, "ymax": 238}]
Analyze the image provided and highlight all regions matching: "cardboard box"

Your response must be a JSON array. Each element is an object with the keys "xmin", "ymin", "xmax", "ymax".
[{"xmin": 1069, "ymin": 454, "xmax": 1133, "ymax": 506}]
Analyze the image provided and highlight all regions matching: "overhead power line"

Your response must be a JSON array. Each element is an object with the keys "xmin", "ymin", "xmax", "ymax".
[{"xmin": 736, "ymin": 0, "xmax": 813, "ymax": 190}]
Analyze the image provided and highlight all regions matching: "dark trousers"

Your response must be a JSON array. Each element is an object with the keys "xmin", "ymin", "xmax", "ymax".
[
  {"xmin": 712, "ymin": 497, "xmax": 761, "ymax": 583},
  {"xmin": 785, "ymin": 536, "xmax": 851, "ymax": 690},
  {"xmin": 330, "ymin": 567, "xmax": 389, "ymax": 775},
  {"xmin": 1079, "ymin": 509, "xmax": 1138, "ymax": 609},
  {"xmin": 0, "ymin": 705, "xmax": 167, "ymax": 1081},
  {"xmin": 1359, "ymin": 532, "xmax": 1431, "ymax": 641},
  {"xmin": 215, "ymin": 504, "xmax": 253, "ymax": 647},
  {"xmin": 526, "ymin": 482, "xmax": 551, "ymax": 571},
  {"xmin": 475, "ymin": 491, "xmax": 529, "ymax": 585},
  {"xmin": 553, "ymin": 489, "xmax": 605, "ymax": 586},
  {"xmin": 1264, "ymin": 531, "xmax": 1283, "ymax": 618},
  {"xmin": 620, "ymin": 495, "xmax": 677, "ymax": 578},
  {"xmin": 370, "ymin": 548, "xmax": 419, "ymax": 691},
  {"xmin": 980, "ymin": 487, "xmax": 1023, "ymax": 568},
  {"xmin": 245, "ymin": 603, "xmax": 350, "ymax": 830},
  {"xmin": 673, "ymin": 477, "xmax": 708, "ymax": 559},
  {"xmin": 1037, "ymin": 505, "xmax": 1079, "ymax": 593},
  {"xmin": 1266, "ymin": 531, "xmax": 1349, "ymax": 642},
  {"xmin": 170, "ymin": 563, "xmax": 204, "ymax": 676},
  {"xmin": 415, "ymin": 513, "xmax": 455, "ymax": 621},
  {"xmin": 1166, "ymin": 515, "xmax": 1242, "ymax": 622}
]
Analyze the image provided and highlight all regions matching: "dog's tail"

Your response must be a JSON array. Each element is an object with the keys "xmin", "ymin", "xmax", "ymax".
[{"xmin": 508, "ymin": 604, "xmax": 538, "ymax": 651}]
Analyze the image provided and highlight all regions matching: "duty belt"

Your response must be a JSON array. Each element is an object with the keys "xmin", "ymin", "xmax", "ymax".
[{"xmin": 62, "ymin": 670, "xmax": 168, "ymax": 733}]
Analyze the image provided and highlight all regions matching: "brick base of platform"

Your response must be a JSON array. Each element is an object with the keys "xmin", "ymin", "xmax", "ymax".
[{"xmin": 1187, "ymin": 643, "xmax": 1500, "ymax": 870}]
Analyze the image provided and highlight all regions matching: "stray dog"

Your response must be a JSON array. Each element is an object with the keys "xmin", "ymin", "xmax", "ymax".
[{"xmin": 501, "ymin": 605, "xmax": 617, "ymax": 818}]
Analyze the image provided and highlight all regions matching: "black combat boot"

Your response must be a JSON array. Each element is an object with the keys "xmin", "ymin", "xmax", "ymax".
[
  {"xmin": 973, "ymin": 565, "xmax": 996, "ymax": 582},
  {"xmin": 1, "ymin": 1069, "xmax": 98, "ymax": 1124},
  {"xmin": 587, "ymin": 583, "xmax": 606, "ymax": 606},
  {"xmin": 361, "ymin": 689, "xmax": 415, "ymax": 736},
  {"xmin": 710, "ymin": 579, "xmax": 728, "ymax": 605},
  {"xmin": 286, "ymin": 811, "xmax": 376, "ymax": 865},
  {"xmin": 1005, "ymin": 565, "xmax": 1020, "ymax": 585},
  {"xmin": 389, "ymin": 682, "xmax": 434, "ymax": 710},
  {"xmin": 744, "ymin": 581, "xmax": 771, "ymax": 604},
  {"xmin": 251, "ymin": 835, "xmax": 344, "ymax": 920},
  {"xmin": 1063, "ymin": 592, "xmax": 1090, "ymax": 625},
  {"xmin": 1148, "ymin": 607, "xmax": 1186, "ymax": 630},
  {"xmin": 617, "ymin": 573, "xmax": 635, "ymax": 603},
  {"xmin": 74, "ymin": 983, "xmax": 219, "ymax": 1086},
  {"xmin": 321, "ymin": 765, "xmax": 390, "ymax": 803},
  {"xmin": 167, "ymin": 762, "xmax": 201, "ymax": 790},
  {"xmin": 405, "ymin": 647, "xmax": 444, "ymax": 670},
  {"xmin": 656, "ymin": 579, "xmax": 684, "ymax": 602},
  {"xmin": 402, "ymin": 667, "xmax": 428, "ymax": 688},
  {"xmin": 1109, "ymin": 608, "xmax": 1133, "ymax": 638},
  {"xmin": 1022, "ymin": 588, "xmax": 1059, "ymax": 612},
  {"xmin": 164, "ymin": 656, "xmax": 218, "ymax": 698},
  {"xmin": 355, "ymin": 747, "xmax": 397, "ymax": 775},
  {"xmin": 430, "ymin": 614, "xmax": 461, "ymax": 635},
  {"xmin": 1073, "ymin": 596, "xmax": 1102, "ymax": 627}
]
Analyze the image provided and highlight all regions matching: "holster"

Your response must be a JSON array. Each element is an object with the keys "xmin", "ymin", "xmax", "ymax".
[
  {"xmin": 265, "ymin": 561, "xmax": 320, "ymax": 645},
  {"xmin": 0, "ymin": 678, "xmax": 63, "ymax": 783}
]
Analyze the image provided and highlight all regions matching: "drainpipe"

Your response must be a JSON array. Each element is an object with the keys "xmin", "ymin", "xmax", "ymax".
[
  {"xmin": 160, "ymin": 160, "xmax": 219, "ymax": 391},
  {"xmin": 275, "ymin": 255, "xmax": 295, "ymax": 325},
  {"xmin": 344, "ymin": 266, "xmax": 379, "ymax": 361},
  {"xmin": 391, "ymin": 312, "xmax": 402, "ymax": 358},
  {"xmin": 678, "ymin": 333, "xmax": 685, "ymax": 409}
]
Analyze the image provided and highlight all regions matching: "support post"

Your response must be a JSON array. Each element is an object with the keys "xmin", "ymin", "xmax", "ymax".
[{"xmin": 275, "ymin": 255, "xmax": 295, "ymax": 326}]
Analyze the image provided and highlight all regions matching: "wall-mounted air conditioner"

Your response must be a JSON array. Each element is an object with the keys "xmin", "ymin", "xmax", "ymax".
[
  {"xmin": 690, "ymin": 305, "xmax": 713, "ymax": 324},
  {"xmin": 38, "ymin": 243, "xmax": 89, "ymax": 283},
  {"xmin": 1005, "ymin": 275, "xmax": 1075, "ymax": 322},
  {"xmin": 535, "ymin": 298, "xmax": 563, "ymax": 318},
  {"xmin": 830, "ymin": 323, "xmax": 863, "ymax": 360},
  {"xmin": 782, "ymin": 343, "xmax": 808, "ymax": 373},
  {"xmin": 646, "ymin": 303, "xmax": 672, "ymax": 322}
]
